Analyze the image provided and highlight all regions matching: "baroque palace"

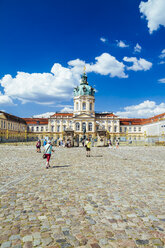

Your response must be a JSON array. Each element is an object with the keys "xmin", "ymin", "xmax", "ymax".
[{"xmin": 1, "ymin": 72, "xmax": 165, "ymax": 145}]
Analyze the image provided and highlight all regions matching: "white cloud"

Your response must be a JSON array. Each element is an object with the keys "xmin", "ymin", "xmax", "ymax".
[
  {"xmin": 60, "ymin": 107, "xmax": 73, "ymax": 113},
  {"xmin": 123, "ymin": 57, "xmax": 152, "ymax": 71},
  {"xmin": 86, "ymin": 53, "xmax": 128, "ymax": 78},
  {"xmin": 116, "ymin": 100, "xmax": 165, "ymax": 118},
  {"xmin": 100, "ymin": 37, "xmax": 107, "ymax": 43},
  {"xmin": 158, "ymin": 61, "xmax": 165, "ymax": 65},
  {"xmin": 158, "ymin": 78, "xmax": 165, "ymax": 83},
  {"xmin": 134, "ymin": 43, "xmax": 142, "ymax": 53},
  {"xmin": 0, "ymin": 92, "xmax": 15, "ymax": 106},
  {"xmin": 0, "ymin": 52, "xmax": 152, "ymax": 105},
  {"xmin": 117, "ymin": 40, "xmax": 129, "ymax": 48},
  {"xmin": 159, "ymin": 49, "xmax": 165, "ymax": 59},
  {"xmin": 139, "ymin": 0, "xmax": 165, "ymax": 34},
  {"xmin": 33, "ymin": 112, "xmax": 55, "ymax": 118}
]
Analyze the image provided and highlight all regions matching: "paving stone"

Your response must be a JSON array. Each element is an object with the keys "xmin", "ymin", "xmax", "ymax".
[
  {"xmin": 1, "ymin": 241, "xmax": 12, "ymax": 248},
  {"xmin": 0, "ymin": 146, "xmax": 165, "ymax": 248}
]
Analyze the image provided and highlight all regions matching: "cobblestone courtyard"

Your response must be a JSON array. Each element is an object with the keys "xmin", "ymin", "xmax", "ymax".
[{"xmin": 0, "ymin": 145, "xmax": 165, "ymax": 248}]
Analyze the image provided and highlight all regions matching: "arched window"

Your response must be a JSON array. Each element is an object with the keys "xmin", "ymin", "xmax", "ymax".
[
  {"xmin": 36, "ymin": 126, "xmax": 39, "ymax": 131},
  {"xmin": 114, "ymin": 126, "xmax": 117, "ymax": 132},
  {"xmin": 76, "ymin": 122, "xmax": 80, "ymax": 131},
  {"xmin": 90, "ymin": 103, "xmax": 92, "ymax": 111},
  {"xmin": 82, "ymin": 102, "xmax": 86, "ymax": 110},
  {"xmin": 88, "ymin": 122, "xmax": 92, "ymax": 131},
  {"xmin": 108, "ymin": 126, "xmax": 111, "ymax": 132}
]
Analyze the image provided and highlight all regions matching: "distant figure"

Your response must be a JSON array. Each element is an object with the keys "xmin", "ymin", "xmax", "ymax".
[
  {"xmin": 85, "ymin": 138, "xmax": 92, "ymax": 157},
  {"xmin": 108, "ymin": 139, "xmax": 113, "ymax": 148},
  {"xmin": 44, "ymin": 140, "xmax": 54, "ymax": 169},
  {"xmin": 43, "ymin": 139, "xmax": 47, "ymax": 146},
  {"xmin": 116, "ymin": 139, "xmax": 119, "ymax": 149},
  {"xmin": 36, "ymin": 139, "xmax": 41, "ymax": 153}
]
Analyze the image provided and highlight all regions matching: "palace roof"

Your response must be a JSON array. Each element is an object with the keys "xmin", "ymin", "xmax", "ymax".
[
  {"xmin": 95, "ymin": 113, "xmax": 117, "ymax": 117},
  {"xmin": 0, "ymin": 111, "xmax": 27, "ymax": 125},
  {"xmin": 23, "ymin": 118, "xmax": 48, "ymax": 125},
  {"xmin": 120, "ymin": 118, "xmax": 145, "ymax": 125},
  {"xmin": 50, "ymin": 113, "xmax": 73, "ymax": 118}
]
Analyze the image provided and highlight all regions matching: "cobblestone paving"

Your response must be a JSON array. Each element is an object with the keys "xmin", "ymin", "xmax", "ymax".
[{"xmin": 0, "ymin": 145, "xmax": 165, "ymax": 248}]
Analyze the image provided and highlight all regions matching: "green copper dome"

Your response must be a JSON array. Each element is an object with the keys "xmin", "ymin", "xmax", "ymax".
[{"xmin": 74, "ymin": 73, "xmax": 95, "ymax": 97}]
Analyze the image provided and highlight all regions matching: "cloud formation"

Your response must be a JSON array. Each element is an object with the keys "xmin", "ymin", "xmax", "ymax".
[
  {"xmin": 159, "ymin": 49, "xmax": 165, "ymax": 59},
  {"xmin": 158, "ymin": 78, "xmax": 165, "ymax": 83},
  {"xmin": 0, "ymin": 92, "xmax": 15, "ymax": 106},
  {"xmin": 0, "ymin": 53, "xmax": 152, "ymax": 105},
  {"xmin": 117, "ymin": 40, "xmax": 129, "ymax": 48},
  {"xmin": 33, "ymin": 112, "xmax": 55, "ymax": 118},
  {"xmin": 134, "ymin": 43, "xmax": 142, "ymax": 53},
  {"xmin": 139, "ymin": 0, "xmax": 165, "ymax": 34},
  {"xmin": 123, "ymin": 57, "xmax": 152, "ymax": 71},
  {"xmin": 116, "ymin": 100, "xmax": 165, "ymax": 118},
  {"xmin": 100, "ymin": 37, "xmax": 107, "ymax": 43}
]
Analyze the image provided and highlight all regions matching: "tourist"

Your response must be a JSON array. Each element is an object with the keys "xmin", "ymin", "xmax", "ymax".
[
  {"xmin": 85, "ymin": 138, "xmax": 92, "ymax": 157},
  {"xmin": 116, "ymin": 139, "xmax": 119, "ymax": 149},
  {"xmin": 109, "ymin": 139, "xmax": 113, "ymax": 148},
  {"xmin": 43, "ymin": 139, "xmax": 47, "ymax": 146},
  {"xmin": 36, "ymin": 139, "xmax": 41, "ymax": 153},
  {"xmin": 44, "ymin": 140, "xmax": 54, "ymax": 169}
]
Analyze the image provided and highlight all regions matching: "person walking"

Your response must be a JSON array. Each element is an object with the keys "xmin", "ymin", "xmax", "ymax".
[
  {"xmin": 85, "ymin": 138, "xmax": 92, "ymax": 157},
  {"xmin": 116, "ymin": 139, "xmax": 119, "ymax": 149},
  {"xmin": 44, "ymin": 141, "xmax": 54, "ymax": 169},
  {"xmin": 36, "ymin": 139, "xmax": 41, "ymax": 153},
  {"xmin": 43, "ymin": 139, "xmax": 47, "ymax": 146}
]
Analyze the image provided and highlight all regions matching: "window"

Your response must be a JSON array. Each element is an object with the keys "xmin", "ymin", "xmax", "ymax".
[
  {"xmin": 124, "ymin": 127, "xmax": 127, "ymax": 132},
  {"xmin": 108, "ymin": 126, "xmax": 111, "ymax": 132},
  {"xmin": 51, "ymin": 126, "xmax": 54, "ymax": 132},
  {"xmin": 129, "ymin": 127, "xmax": 131, "ymax": 132},
  {"xmin": 76, "ymin": 122, "xmax": 80, "ymax": 131},
  {"xmin": 120, "ymin": 127, "xmax": 122, "ymax": 132},
  {"xmin": 102, "ymin": 121, "xmax": 105, "ymax": 123},
  {"xmin": 63, "ymin": 125, "xmax": 66, "ymax": 131},
  {"xmin": 31, "ymin": 127, "xmax": 34, "ymax": 132},
  {"xmin": 41, "ymin": 126, "xmax": 43, "ymax": 131},
  {"xmin": 96, "ymin": 126, "xmax": 99, "ymax": 131},
  {"xmin": 46, "ymin": 127, "xmax": 48, "ymax": 131},
  {"xmin": 4, "ymin": 121, "xmax": 6, "ymax": 129},
  {"xmin": 57, "ymin": 120, "xmax": 60, "ymax": 124},
  {"xmin": 36, "ymin": 126, "xmax": 39, "ymax": 131},
  {"xmin": 11, "ymin": 123, "xmax": 12, "ymax": 129},
  {"xmin": 63, "ymin": 120, "xmax": 66, "ymax": 124},
  {"xmin": 57, "ymin": 125, "xmax": 60, "ymax": 132},
  {"xmin": 1, "ymin": 120, "xmax": 3, "ymax": 128},
  {"xmin": 139, "ymin": 127, "xmax": 141, "ymax": 132},
  {"xmin": 8, "ymin": 123, "xmax": 10, "ymax": 129},
  {"xmin": 134, "ymin": 127, "xmax": 136, "ymax": 132},
  {"xmin": 114, "ymin": 126, "xmax": 117, "ymax": 132},
  {"xmin": 88, "ymin": 122, "xmax": 92, "ymax": 131},
  {"xmin": 114, "ymin": 121, "xmax": 117, "ymax": 124},
  {"xmin": 76, "ymin": 102, "xmax": 79, "ymax": 110},
  {"xmin": 82, "ymin": 102, "xmax": 86, "ymax": 110},
  {"xmin": 90, "ymin": 103, "xmax": 92, "ymax": 111},
  {"xmin": 108, "ymin": 120, "xmax": 111, "ymax": 124}
]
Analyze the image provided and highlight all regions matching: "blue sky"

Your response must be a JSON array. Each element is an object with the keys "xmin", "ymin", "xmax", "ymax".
[{"xmin": 0, "ymin": 0, "xmax": 165, "ymax": 118}]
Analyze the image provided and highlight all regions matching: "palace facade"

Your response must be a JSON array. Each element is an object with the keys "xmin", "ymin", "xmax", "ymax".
[
  {"xmin": 23, "ymin": 72, "xmax": 165, "ymax": 145},
  {"xmin": 0, "ymin": 72, "xmax": 165, "ymax": 144}
]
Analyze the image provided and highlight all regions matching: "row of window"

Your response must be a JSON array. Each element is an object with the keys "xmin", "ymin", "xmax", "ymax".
[
  {"xmin": 0, "ymin": 120, "xmax": 25, "ymax": 131},
  {"xmin": 76, "ymin": 102, "xmax": 93, "ymax": 111},
  {"xmin": 120, "ymin": 126, "xmax": 142, "ymax": 132}
]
